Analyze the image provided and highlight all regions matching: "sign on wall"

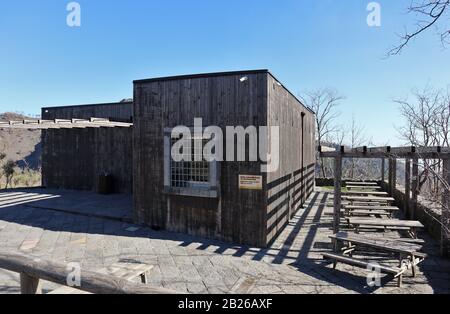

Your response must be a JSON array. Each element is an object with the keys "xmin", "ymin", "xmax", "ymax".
[{"xmin": 239, "ymin": 175, "xmax": 263, "ymax": 190}]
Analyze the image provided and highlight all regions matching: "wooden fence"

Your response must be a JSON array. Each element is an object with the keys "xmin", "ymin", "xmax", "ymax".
[{"xmin": 0, "ymin": 250, "xmax": 179, "ymax": 294}]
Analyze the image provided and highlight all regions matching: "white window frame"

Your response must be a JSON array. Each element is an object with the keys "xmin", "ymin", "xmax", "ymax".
[{"xmin": 163, "ymin": 128, "xmax": 220, "ymax": 198}]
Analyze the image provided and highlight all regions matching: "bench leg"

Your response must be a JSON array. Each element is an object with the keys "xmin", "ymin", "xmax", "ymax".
[
  {"xmin": 333, "ymin": 261, "xmax": 338, "ymax": 269},
  {"xmin": 20, "ymin": 273, "xmax": 42, "ymax": 294},
  {"xmin": 140, "ymin": 272, "xmax": 147, "ymax": 284},
  {"xmin": 333, "ymin": 239, "xmax": 339, "ymax": 253},
  {"xmin": 397, "ymin": 274, "xmax": 403, "ymax": 288},
  {"xmin": 411, "ymin": 254, "xmax": 417, "ymax": 278}
]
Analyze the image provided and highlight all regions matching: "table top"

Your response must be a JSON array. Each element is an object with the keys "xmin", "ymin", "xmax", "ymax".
[
  {"xmin": 330, "ymin": 232, "xmax": 424, "ymax": 255},
  {"xmin": 348, "ymin": 218, "xmax": 425, "ymax": 228},
  {"xmin": 342, "ymin": 196, "xmax": 395, "ymax": 202}
]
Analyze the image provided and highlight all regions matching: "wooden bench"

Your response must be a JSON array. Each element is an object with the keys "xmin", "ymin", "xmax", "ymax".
[
  {"xmin": 343, "ymin": 205, "xmax": 400, "ymax": 212},
  {"xmin": 342, "ymin": 202, "xmax": 390, "ymax": 207},
  {"xmin": 348, "ymin": 218, "xmax": 425, "ymax": 238},
  {"xmin": 342, "ymin": 196, "xmax": 395, "ymax": 205},
  {"xmin": 344, "ymin": 210, "xmax": 393, "ymax": 218},
  {"xmin": 345, "ymin": 182, "xmax": 378, "ymax": 186},
  {"xmin": 346, "ymin": 186, "xmax": 382, "ymax": 190},
  {"xmin": 323, "ymin": 252, "xmax": 407, "ymax": 287},
  {"xmin": 382, "ymin": 237, "xmax": 425, "ymax": 245},
  {"xmin": 48, "ymin": 262, "xmax": 154, "ymax": 294},
  {"xmin": 330, "ymin": 233, "xmax": 426, "ymax": 276},
  {"xmin": 343, "ymin": 191, "xmax": 389, "ymax": 197}
]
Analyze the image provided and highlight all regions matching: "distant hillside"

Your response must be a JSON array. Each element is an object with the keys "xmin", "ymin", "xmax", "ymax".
[{"xmin": 0, "ymin": 112, "xmax": 41, "ymax": 170}]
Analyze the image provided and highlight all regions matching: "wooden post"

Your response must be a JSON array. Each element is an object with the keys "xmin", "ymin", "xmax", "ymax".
[
  {"xmin": 20, "ymin": 273, "xmax": 42, "ymax": 294},
  {"xmin": 381, "ymin": 158, "xmax": 385, "ymax": 183},
  {"xmin": 405, "ymin": 159, "xmax": 411, "ymax": 218},
  {"xmin": 333, "ymin": 155, "xmax": 342, "ymax": 234},
  {"xmin": 388, "ymin": 158, "xmax": 394, "ymax": 196},
  {"xmin": 442, "ymin": 158, "xmax": 450, "ymax": 257},
  {"xmin": 392, "ymin": 158, "xmax": 397, "ymax": 195},
  {"xmin": 412, "ymin": 158, "xmax": 419, "ymax": 220}
]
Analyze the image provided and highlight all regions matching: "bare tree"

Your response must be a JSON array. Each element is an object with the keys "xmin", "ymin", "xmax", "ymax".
[
  {"xmin": 348, "ymin": 116, "xmax": 366, "ymax": 179},
  {"xmin": 300, "ymin": 88, "xmax": 345, "ymax": 177},
  {"xmin": 333, "ymin": 125, "xmax": 347, "ymax": 147},
  {"xmin": 390, "ymin": 0, "xmax": 450, "ymax": 55},
  {"xmin": 396, "ymin": 86, "xmax": 450, "ymax": 198}
]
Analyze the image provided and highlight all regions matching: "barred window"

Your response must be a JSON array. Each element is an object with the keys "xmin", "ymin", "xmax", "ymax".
[
  {"xmin": 164, "ymin": 129, "xmax": 219, "ymax": 198},
  {"xmin": 170, "ymin": 137, "xmax": 210, "ymax": 188}
]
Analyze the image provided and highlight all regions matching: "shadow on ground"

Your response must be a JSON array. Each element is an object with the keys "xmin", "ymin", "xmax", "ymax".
[{"xmin": 0, "ymin": 188, "xmax": 449, "ymax": 294}]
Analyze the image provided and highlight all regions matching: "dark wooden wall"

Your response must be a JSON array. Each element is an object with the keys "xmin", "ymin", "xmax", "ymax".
[
  {"xmin": 42, "ymin": 102, "xmax": 133, "ymax": 122},
  {"xmin": 133, "ymin": 72, "xmax": 268, "ymax": 246},
  {"xmin": 133, "ymin": 71, "xmax": 316, "ymax": 247},
  {"xmin": 41, "ymin": 103, "xmax": 133, "ymax": 194},
  {"xmin": 42, "ymin": 127, "xmax": 132, "ymax": 193},
  {"xmin": 265, "ymin": 74, "xmax": 315, "ymax": 245}
]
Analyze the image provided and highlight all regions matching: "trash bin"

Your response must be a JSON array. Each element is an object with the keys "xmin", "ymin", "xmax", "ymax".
[{"xmin": 98, "ymin": 173, "xmax": 115, "ymax": 194}]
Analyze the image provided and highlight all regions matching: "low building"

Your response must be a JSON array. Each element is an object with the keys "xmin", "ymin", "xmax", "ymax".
[{"xmin": 41, "ymin": 70, "xmax": 316, "ymax": 247}]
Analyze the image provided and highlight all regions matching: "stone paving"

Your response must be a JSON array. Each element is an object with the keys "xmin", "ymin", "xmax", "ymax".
[
  {"xmin": 0, "ymin": 189, "xmax": 132, "ymax": 222},
  {"xmin": 0, "ymin": 188, "xmax": 449, "ymax": 294}
]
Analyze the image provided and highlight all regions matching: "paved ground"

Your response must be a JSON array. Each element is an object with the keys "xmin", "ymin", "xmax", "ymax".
[
  {"xmin": 0, "ymin": 188, "xmax": 449, "ymax": 294},
  {"xmin": 0, "ymin": 189, "xmax": 132, "ymax": 222}
]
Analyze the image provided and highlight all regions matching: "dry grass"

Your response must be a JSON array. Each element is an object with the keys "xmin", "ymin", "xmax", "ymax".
[{"xmin": 0, "ymin": 167, "xmax": 41, "ymax": 189}]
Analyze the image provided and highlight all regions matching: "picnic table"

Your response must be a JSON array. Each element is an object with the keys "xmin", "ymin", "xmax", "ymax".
[
  {"xmin": 327, "ymin": 232, "xmax": 426, "ymax": 284},
  {"xmin": 348, "ymin": 218, "xmax": 425, "ymax": 238}
]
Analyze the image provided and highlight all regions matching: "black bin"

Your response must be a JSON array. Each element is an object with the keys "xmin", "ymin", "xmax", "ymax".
[{"xmin": 97, "ymin": 174, "xmax": 115, "ymax": 194}]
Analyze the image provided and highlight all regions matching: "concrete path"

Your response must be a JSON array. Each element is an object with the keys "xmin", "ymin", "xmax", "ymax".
[{"xmin": 0, "ymin": 188, "xmax": 449, "ymax": 294}]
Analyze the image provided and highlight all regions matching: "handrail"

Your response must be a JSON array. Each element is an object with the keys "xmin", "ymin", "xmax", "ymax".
[{"xmin": 0, "ymin": 250, "xmax": 180, "ymax": 294}]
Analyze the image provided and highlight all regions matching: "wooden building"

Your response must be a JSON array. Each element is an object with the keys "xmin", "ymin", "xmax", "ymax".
[
  {"xmin": 41, "ymin": 101, "xmax": 133, "ymax": 193},
  {"xmin": 40, "ymin": 70, "xmax": 315, "ymax": 247},
  {"xmin": 133, "ymin": 70, "xmax": 315, "ymax": 247}
]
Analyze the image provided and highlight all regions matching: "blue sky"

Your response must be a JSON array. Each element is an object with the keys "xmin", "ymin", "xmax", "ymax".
[{"xmin": 0, "ymin": 0, "xmax": 448, "ymax": 145}]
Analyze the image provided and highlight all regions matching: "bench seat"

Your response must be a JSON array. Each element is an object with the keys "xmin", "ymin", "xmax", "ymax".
[
  {"xmin": 323, "ymin": 252, "xmax": 406, "ymax": 287},
  {"xmin": 344, "ymin": 210, "xmax": 392, "ymax": 217},
  {"xmin": 343, "ymin": 205, "xmax": 400, "ymax": 212}
]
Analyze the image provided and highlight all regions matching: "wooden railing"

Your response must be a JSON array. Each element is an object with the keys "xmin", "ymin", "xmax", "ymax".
[{"xmin": 0, "ymin": 250, "xmax": 179, "ymax": 294}]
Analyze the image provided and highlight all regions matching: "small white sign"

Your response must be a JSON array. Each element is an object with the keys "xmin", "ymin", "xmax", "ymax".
[{"xmin": 239, "ymin": 175, "xmax": 263, "ymax": 190}]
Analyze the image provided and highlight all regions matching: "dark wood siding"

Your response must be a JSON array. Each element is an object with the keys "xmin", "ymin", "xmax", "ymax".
[
  {"xmin": 266, "ymin": 74, "xmax": 316, "ymax": 244},
  {"xmin": 133, "ymin": 72, "xmax": 268, "ymax": 246},
  {"xmin": 41, "ymin": 102, "xmax": 133, "ymax": 194},
  {"xmin": 42, "ymin": 127, "xmax": 132, "ymax": 194},
  {"xmin": 42, "ymin": 102, "xmax": 133, "ymax": 122}
]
